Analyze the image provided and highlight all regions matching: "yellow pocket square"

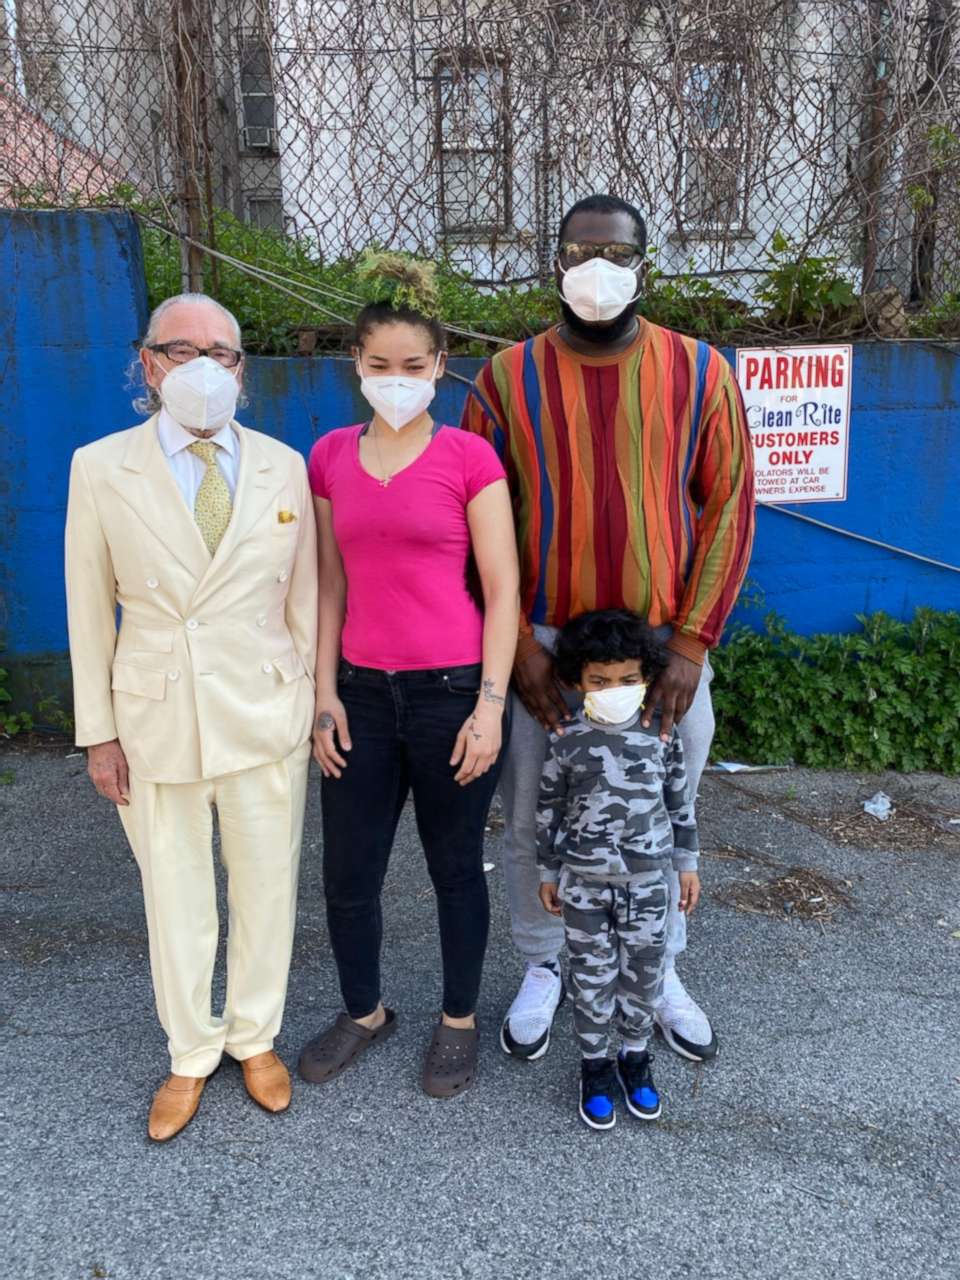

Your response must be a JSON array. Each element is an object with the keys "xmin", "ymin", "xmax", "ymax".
[{"xmin": 277, "ymin": 510, "xmax": 297, "ymax": 524}]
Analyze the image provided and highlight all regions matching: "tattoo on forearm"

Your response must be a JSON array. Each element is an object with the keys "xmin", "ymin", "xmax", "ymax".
[
  {"xmin": 482, "ymin": 678, "xmax": 505, "ymax": 707},
  {"xmin": 316, "ymin": 711, "xmax": 335, "ymax": 731}
]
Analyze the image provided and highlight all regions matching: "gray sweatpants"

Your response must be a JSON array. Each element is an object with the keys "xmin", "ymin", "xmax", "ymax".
[
  {"xmin": 560, "ymin": 868, "xmax": 668, "ymax": 1059},
  {"xmin": 499, "ymin": 624, "xmax": 714, "ymax": 969}
]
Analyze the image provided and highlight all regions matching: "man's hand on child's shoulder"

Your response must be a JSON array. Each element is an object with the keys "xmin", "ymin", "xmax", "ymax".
[
  {"xmin": 538, "ymin": 881, "xmax": 562, "ymax": 915},
  {"xmin": 678, "ymin": 871, "xmax": 701, "ymax": 916}
]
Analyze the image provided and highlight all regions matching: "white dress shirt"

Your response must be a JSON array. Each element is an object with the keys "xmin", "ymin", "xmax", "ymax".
[{"xmin": 157, "ymin": 408, "xmax": 240, "ymax": 510}]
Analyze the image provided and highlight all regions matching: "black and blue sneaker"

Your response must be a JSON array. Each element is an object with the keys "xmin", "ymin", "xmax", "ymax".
[
  {"xmin": 579, "ymin": 1057, "xmax": 618, "ymax": 1130},
  {"xmin": 617, "ymin": 1049, "xmax": 661, "ymax": 1120}
]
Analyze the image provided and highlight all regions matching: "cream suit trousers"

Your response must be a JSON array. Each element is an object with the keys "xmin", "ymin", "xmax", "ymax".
[{"xmin": 119, "ymin": 741, "xmax": 311, "ymax": 1076}]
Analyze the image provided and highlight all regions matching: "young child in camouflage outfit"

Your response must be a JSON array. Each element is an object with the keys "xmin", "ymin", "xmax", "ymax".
[{"xmin": 536, "ymin": 609, "xmax": 701, "ymax": 1130}]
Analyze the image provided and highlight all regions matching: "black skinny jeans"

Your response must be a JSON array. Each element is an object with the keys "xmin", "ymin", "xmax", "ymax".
[{"xmin": 321, "ymin": 660, "xmax": 508, "ymax": 1020}]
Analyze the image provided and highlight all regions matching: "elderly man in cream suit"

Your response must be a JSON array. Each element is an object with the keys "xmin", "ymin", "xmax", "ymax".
[{"xmin": 65, "ymin": 292, "xmax": 317, "ymax": 1141}]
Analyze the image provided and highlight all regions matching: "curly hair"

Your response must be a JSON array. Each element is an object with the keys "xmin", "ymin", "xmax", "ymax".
[
  {"xmin": 554, "ymin": 609, "xmax": 667, "ymax": 686},
  {"xmin": 354, "ymin": 249, "xmax": 446, "ymax": 352}
]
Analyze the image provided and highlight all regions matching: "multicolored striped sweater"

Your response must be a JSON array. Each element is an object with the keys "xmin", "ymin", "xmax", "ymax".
[{"xmin": 460, "ymin": 322, "xmax": 755, "ymax": 664}]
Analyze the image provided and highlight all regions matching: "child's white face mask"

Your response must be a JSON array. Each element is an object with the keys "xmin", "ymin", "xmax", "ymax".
[{"xmin": 583, "ymin": 683, "xmax": 647, "ymax": 724}]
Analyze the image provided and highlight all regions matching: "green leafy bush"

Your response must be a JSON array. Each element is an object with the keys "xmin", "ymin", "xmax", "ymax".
[
  {"xmin": 34, "ymin": 694, "xmax": 75, "ymax": 737},
  {"xmin": 136, "ymin": 211, "xmax": 872, "ymax": 353},
  {"xmin": 756, "ymin": 230, "xmax": 858, "ymax": 331},
  {"xmin": 0, "ymin": 668, "xmax": 34, "ymax": 736},
  {"xmin": 711, "ymin": 609, "xmax": 960, "ymax": 773},
  {"xmin": 640, "ymin": 260, "xmax": 749, "ymax": 339},
  {"xmin": 140, "ymin": 208, "xmax": 355, "ymax": 354},
  {"xmin": 140, "ymin": 209, "xmax": 559, "ymax": 355},
  {"xmin": 139, "ymin": 217, "xmax": 874, "ymax": 354},
  {"xmin": 909, "ymin": 288, "xmax": 960, "ymax": 338},
  {"xmin": 12, "ymin": 186, "xmax": 958, "ymax": 349}
]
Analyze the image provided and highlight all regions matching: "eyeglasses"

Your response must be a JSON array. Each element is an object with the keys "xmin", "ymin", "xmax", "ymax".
[
  {"xmin": 558, "ymin": 241, "xmax": 645, "ymax": 269},
  {"xmin": 146, "ymin": 341, "xmax": 243, "ymax": 368}
]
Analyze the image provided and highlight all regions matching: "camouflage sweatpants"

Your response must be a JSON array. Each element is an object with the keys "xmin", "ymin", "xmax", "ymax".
[{"xmin": 559, "ymin": 868, "xmax": 669, "ymax": 1060}]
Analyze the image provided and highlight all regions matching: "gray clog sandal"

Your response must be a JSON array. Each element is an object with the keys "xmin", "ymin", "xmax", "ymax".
[
  {"xmin": 298, "ymin": 1008, "xmax": 398, "ymax": 1084},
  {"xmin": 421, "ymin": 1021, "xmax": 479, "ymax": 1099}
]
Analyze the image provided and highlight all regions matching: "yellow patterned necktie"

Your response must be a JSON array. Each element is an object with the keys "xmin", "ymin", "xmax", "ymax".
[{"xmin": 187, "ymin": 440, "xmax": 233, "ymax": 555}]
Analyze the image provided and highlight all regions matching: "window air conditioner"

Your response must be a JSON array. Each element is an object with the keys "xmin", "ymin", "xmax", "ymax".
[{"xmin": 243, "ymin": 126, "xmax": 275, "ymax": 150}]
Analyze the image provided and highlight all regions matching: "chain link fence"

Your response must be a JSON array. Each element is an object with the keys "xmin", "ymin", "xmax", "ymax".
[{"xmin": 2, "ymin": 0, "xmax": 959, "ymax": 341}]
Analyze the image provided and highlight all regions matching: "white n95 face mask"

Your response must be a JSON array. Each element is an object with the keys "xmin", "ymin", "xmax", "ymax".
[
  {"xmin": 560, "ymin": 258, "xmax": 640, "ymax": 323},
  {"xmin": 158, "ymin": 356, "xmax": 240, "ymax": 432},
  {"xmin": 357, "ymin": 353, "xmax": 441, "ymax": 431},
  {"xmin": 583, "ymin": 683, "xmax": 647, "ymax": 725}
]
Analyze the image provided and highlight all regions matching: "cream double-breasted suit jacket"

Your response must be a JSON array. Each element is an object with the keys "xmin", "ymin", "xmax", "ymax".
[{"xmin": 65, "ymin": 414, "xmax": 318, "ymax": 782}]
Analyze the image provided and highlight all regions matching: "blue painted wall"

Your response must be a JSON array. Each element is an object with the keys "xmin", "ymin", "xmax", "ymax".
[
  {"xmin": 0, "ymin": 210, "xmax": 148, "ymax": 664},
  {"xmin": 726, "ymin": 342, "xmax": 960, "ymax": 633},
  {"xmin": 2, "ymin": 210, "xmax": 958, "ymax": 687},
  {"xmin": 242, "ymin": 344, "xmax": 960, "ymax": 638}
]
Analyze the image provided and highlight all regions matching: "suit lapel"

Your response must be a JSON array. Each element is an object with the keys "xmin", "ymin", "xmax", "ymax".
[
  {"xmin": 191, "ymin": 423, "xmax": 281, "ymax": 605},
  {"xmin": 110, "ymin": 416, "xmax": 211, "ymax": 581}
]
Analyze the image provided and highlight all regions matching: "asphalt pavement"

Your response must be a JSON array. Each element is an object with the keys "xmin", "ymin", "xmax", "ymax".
[{"xmin": 2, "ymin": 742, "xmax": 958, "ymax": 1280}]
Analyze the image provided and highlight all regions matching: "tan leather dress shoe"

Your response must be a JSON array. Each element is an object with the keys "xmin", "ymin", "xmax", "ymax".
[
  {"xmin": 240, "ymin": 1050, "xmax": 291, "ymax": 1112},
  {"xmin": 148, "ymin": 1074, "xmax": 208, "ymax": 1142}
]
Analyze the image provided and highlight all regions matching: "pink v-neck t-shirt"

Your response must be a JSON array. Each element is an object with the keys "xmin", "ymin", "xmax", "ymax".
[{"xmin": 308, "ymin": 424, "xmax": 506, "ymax": 670}]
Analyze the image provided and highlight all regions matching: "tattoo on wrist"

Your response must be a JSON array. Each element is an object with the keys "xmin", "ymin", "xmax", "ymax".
[
  {"xmin": 316, "ymin": 711, "xmax": 335, "ymax": 731},
  {"xmin": 482, "ymin": 678, "xmax": 505, "ymax": 707}
]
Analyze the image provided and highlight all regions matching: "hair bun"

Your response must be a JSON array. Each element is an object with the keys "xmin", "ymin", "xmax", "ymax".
[{"xmin": 356, "ymin": 249, "xmax": 441, "ymax": 320}]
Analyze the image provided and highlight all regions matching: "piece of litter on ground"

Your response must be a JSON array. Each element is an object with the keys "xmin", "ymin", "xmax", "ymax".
[
  {"xmin": 951, "ymin": 930, "xmax": 960, "ymax": 941},
  {"xmin": 863, "ymin": 791, "xmax": 893, "ymax": 820},
  {"xmin": 787, "ymin": 1180, "xmax": 835, "ymax": 1204},
  {"xmin": 950, "ymin": 818, "xmax": 960, "ymax": 826},
  {"xmin": 483, "ymin": 861, "xmax": 495, "ymax": 872},
  {"xmin": 65, "ymin": 752, "xmax": 82, "ymax": 759},
  {"xmin": 708, "ymin": 761, "xmax": 790, "ymax": 773}
]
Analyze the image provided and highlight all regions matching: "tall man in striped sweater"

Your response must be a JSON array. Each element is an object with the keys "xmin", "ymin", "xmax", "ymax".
[{"xmin": 462, "ymin": 194, "xmax": 755, "ymax": 1063}]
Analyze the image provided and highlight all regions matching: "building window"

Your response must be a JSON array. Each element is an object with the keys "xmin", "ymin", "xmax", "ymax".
[
  {"xmin": 239, "ymin": 35, "xmax": 277, "ymax": 152},
  {"xmin": 245, "ymin": 194, "xmax": 284, "ymax": 233},
  {"xmin": 435, "ymin": 57, "xmax": 510, "ymax": 235},
  {"xmin": 682, "ymin": 62, "xmax": 747, "ymax": 232}
]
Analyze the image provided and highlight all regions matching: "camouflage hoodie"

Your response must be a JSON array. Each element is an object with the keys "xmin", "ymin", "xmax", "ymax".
[{"xmin": 536, "ymin": 709, "xmax": 699, "ymax": 883}]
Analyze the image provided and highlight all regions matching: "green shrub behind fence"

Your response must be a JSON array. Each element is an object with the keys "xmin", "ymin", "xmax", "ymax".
[{"xmin": 711, "ymin": 609, "xmax": 960, "ymax": 774}]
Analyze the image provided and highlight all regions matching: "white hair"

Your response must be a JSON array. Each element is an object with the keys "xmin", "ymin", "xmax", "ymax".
[{"xmin": 129, "ymin": 292, "xmax": 246, "ymax": 415}]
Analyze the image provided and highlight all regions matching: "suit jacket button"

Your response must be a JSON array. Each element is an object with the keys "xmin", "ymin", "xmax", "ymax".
[
  {"xmin": 277, "ymin": 570, "xmax": 289, "ymax": 583},
  {"xmin": 186, "ymin": 618, "xmax": 199, "ymax": 631},
  {"xmin": 168, "ymin": 669, "xmax": 181, "ymax": 681},
  {"xmin": 262, "ymin": 662, "xmax": 274, "ymax": 674},
  {"xmin": 146, "ymin": 577, "xmax": 159, "ymax": 589},
  {"xmin": 256, "ymin": 614, "xmax": 267, "ymax": 627}
]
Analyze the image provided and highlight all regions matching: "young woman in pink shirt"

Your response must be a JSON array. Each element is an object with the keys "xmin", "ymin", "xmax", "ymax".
[{"xmin": 298, "ymin": 257, "xmax": 519, "ymax": 1099}]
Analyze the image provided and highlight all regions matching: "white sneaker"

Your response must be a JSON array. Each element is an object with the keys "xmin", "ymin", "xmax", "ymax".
[
  {"xmin": 654, "ymin": 968, "xmax": 719, "ymax": 1062},
  {"xmin": 499, "ymin": 964, "xmax": 565, "ymax": 1060}
]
